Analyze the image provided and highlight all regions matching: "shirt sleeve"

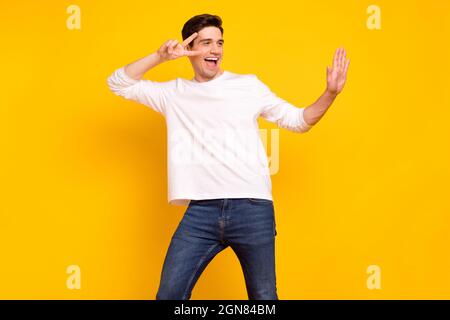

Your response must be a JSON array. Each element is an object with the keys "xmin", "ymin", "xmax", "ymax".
[
  {"xmin": 254, "ymin": 75, "xmax": 313, "ymax": 133},
  {"xmin": 106, "ymin": 66, "xmax": 168, "ymax": 115}
]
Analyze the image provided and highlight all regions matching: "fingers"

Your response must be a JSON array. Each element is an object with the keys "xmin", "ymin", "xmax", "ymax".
[
  {"xmin": 340, "ymin": 48, "xmax": 350, "ymax": 74},
  {"xmin": 167, "ymin": 39, "xmax": 177, "ymax": 47},
  {"xmin": 182, "ymin": 32, "xmax": 198, "ymax": 47},
  {"xmin": 332, "ymin": 47, "xmax": 349, "ymax": 71},
  {"xmin": 166, "ymin": 39, "xmax": 179, "ymax": 55},
  {"xmin": 333, "ymin": 48, "xmax": 339, "ymax": 70},
  {"xmin": 331, "ymin": 49, "xmax": 339, "ymax": 69},
  {"xmin": 184, "ymin": 49, "xmax": 202, "ymax": 56},
  {"xmin": 171, "ymin": 39, "xmax": 180, "ymax": 49},
  {"xmin": 165, "ymin": 40, "xmax": 173, "ymax": 54},
  {"xmin": 340, "ymin": 49, "xmax": 346, "ymax": 69},
  {"xmin": 344, "ymin": 58, "xmax": 350, "ymax": 74},
  {"xmin": 163, "ymin": 36, "xmax": 202, "ymax": 59},
  {"xmin": 168, "ymin": 39, "xmax": 179, "ymax": 51},
  {"xmin": 338, "ymin": 48, "xmax": 344, "ymax": 69},
  {"xmin": 160, "ymin": 40, "xmax": 171, "ymax": 52}
]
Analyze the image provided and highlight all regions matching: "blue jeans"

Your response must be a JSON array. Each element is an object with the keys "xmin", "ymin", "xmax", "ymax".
[{"xmin": 156, "ymin": 198, "xmax": 278, "ymax": 300}]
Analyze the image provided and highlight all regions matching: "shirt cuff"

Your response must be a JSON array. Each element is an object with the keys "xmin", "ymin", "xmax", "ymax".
[
  {"xmin": 299, "ymin": 107, "xmax": 313, "ymax": 132},
  {"xmin": 117, "ymin": 66, "xmax": 140, "ymax": 85}
]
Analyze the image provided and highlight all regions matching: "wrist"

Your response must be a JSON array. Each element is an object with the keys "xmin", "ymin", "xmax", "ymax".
[
  {"xmin": 154, "ymin": 51, "xmax": 166, "ymax": 64},
  {"xmin": 324, "ymin": 89, "xmax": 338, "ymax": 99}
]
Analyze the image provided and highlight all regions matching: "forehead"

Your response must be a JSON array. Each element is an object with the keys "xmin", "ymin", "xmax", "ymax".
[{"xmin": 196, "ymin": 26, "xmax": 223, "ymax": 40}]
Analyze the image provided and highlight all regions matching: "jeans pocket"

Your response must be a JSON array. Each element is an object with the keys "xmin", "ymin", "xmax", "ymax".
[
  {"xmin": 189, "ymin": 199, "xmax": 208, "ymax": 205},
  {"xmin": 246, "ymin": 198, "xmax": 273, "ymax": 204}
]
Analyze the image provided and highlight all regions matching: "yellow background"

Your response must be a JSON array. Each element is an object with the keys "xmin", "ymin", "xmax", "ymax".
[{"xmin": 1, "ymin": 0, "xmax": 449, "ymax": 299}]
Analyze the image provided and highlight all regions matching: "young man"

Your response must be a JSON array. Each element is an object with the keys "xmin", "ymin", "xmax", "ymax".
[{"xmin": 107, "ymin": 14, "xmax": 349, "ymax": 300}]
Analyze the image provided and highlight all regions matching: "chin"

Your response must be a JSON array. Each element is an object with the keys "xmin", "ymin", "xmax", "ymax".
[{"xmin": 204, "ymin": 70, "xmax": 217, "ymax": 77}]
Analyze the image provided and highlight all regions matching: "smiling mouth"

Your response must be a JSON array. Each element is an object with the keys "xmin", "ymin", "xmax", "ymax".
[{"xmin": 204, "ymin": 57, "xmax": 219, "ymax": 66}]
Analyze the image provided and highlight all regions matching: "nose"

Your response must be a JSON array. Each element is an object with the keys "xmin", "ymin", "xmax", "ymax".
[{"xmin": 210, "ymin": 44, "xmax": 221, "ymax": 55}]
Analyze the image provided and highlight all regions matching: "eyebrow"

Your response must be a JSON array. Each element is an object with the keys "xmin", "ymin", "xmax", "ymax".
[{"xmin": 198, "ymin": 38, "xmax": 224, "ymax": 43}]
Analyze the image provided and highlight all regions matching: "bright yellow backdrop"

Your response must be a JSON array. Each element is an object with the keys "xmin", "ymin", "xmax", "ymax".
[{"xmin": 1, "ymin": 0, "xmax": 449, "ymax": 299}]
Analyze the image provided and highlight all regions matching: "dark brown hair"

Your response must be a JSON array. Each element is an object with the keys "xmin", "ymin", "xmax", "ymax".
[{"xmin": 182, "ymin": 14, "xmax": 223, "ymax": 48}]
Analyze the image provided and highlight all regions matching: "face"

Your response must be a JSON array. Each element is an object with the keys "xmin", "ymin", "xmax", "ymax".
[{"xmin": 187, "ymin": 26, "xmax": 224, "ymax": 81}]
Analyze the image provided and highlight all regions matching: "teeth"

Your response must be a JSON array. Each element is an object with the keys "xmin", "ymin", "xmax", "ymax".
[{"xmin": 205, "ymin": 57, "xmax": 218, "ymax": 61}]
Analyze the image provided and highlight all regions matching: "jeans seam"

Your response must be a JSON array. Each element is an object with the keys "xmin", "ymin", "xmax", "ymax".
[{"xmin": 182, "ymin": 243, "xmax": 221, "ymax": 300}]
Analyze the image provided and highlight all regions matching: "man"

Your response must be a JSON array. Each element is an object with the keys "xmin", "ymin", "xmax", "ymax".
[{"xmin": 107, "ymin": 13, "xmax": 349, "ymax": 300}]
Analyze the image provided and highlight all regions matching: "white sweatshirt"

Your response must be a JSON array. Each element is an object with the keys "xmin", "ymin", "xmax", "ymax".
[{"xmin": 107, "ymin": 67, "xmax": 313, "ymax": 205}]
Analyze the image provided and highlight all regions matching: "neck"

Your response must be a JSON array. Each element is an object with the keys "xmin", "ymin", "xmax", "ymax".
[{"xmin": 193, "ymin": 69, "xmax": 224, "ymax": 83}]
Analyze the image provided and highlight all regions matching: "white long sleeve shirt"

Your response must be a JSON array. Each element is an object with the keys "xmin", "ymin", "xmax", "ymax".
[{"xmin": 107, "ymin": 67, "xmax": 313, "ymax": 205}]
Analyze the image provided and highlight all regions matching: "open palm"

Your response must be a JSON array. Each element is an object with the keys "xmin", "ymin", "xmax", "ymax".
[{"xmin": 326, "ymin": 48, "xmax": 350, "ymax": 95}]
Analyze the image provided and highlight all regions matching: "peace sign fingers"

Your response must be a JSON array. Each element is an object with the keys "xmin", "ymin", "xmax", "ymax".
[
  {"xmin": 182, "ymin": 32, "xmax": 198, "ymax": 47},
  {"xmin": 184, "ymin": 49, "xmax": 202, "ymax": 56}
]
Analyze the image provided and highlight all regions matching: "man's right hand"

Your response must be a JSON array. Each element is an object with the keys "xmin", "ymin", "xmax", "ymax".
[{"xmin": 157, "ymin": 33, "xmax": 202, "ymax": 62}]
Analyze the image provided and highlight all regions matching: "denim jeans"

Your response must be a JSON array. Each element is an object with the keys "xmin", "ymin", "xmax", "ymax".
[{"xmin": 156, "ymin": 198, "xmax": 278, "ymax": 300}]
